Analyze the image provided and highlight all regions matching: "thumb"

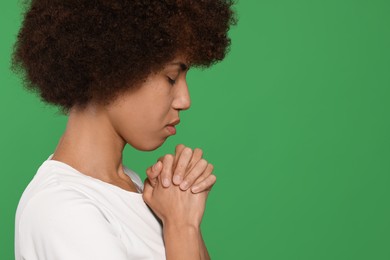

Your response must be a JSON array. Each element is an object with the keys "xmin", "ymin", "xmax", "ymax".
[
  {"xmin": 146, "ymin": 161, "xmax": 162, "ymax": 187},
  {"xmin": 142, "ymin": 178, "xmax": 154, "ymax": 204}
]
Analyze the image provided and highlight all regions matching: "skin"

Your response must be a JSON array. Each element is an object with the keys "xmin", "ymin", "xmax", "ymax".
[
  {"xmin": 51, "ymin": 56, "xmax": 215, "ymax": 259},
  {"xmin": 147, "ymin": 144, "xmax": 216, "ymax": 193},
  {"xmin": 143, "ymin": 177, "xmax": 211, "ymax": 260}
]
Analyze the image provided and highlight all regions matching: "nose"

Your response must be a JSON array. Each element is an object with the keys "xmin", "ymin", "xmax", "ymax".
[{"xmin": 172, "ymin": 80, "xmax": 191, "ymax": 111}]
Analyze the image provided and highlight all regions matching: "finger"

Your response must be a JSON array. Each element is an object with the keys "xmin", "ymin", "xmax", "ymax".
[
  {"xmin": 173, "ymin": 144, "xmax": 186, "ymax": 169},
  {"xmin": 173, "ymin": 147, "xmax": 193, "ymax": 185},
  {"xmin": 193, "ymin": 163, "xmax": 214, "ymax": 184},
  {"xmin": 191, "ymin": 164, "xmax": 216, "ymax": 193},
  {"xmin": 148, "ymin": 161, "xmax": 162, "ymax": 181},
  {"xmin": 142, "ymin": 178, "xmax": 153, "ymax": 204},
  {"xmin": 156, "ymin": 155, "xmax": 166, "ymax": 163},
  {"xmin": 156, "ymin": 144, "xmax": 181, "ymax": 164},
  {"xmin": 145, "ymin": 166, "xmax": 156, "ymax": 187},
  {"xmin": 191, "ymin": 174, "xmax": 217, "ymax": 194},
  {"xmin": 186, "ymin": 148, "xmax": 203, "ymax": 173},
  {"xmin": 179, "ymin": 158, "xmax": 208, "ymax": 191},
  {"xmin": 146, "ymin": 161, "xmax": 162, "ymax": 187},
  {"xmin": 160, "ymin": 154, "xmax": 174, "ymax": 187}
]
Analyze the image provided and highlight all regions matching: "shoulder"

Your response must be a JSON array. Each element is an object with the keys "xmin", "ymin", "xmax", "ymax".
[
  {"xmin": 17, "ymin": 184, "xmax": 129, "ymax": 260},
  {"xmin": 19, "ymin": 183, "xmax": 108, "ymax": 234},
  {"xmin": 16, "ymin": 159, "xmax": 118, "ymax": 240},
  {"xmin": 17, "ymin": 160, "xmax": 106, "ymax": 225}
]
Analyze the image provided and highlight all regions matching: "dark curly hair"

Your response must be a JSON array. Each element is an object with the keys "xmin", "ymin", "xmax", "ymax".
[{"xmin": 12, "ymin": 0, "xmax": 237, "ymax": 115}]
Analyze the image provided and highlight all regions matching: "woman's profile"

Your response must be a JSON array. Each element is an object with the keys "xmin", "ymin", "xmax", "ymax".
[{"xmin": 12, "ymin": 1, "xmax": 236, "ymax": 259}]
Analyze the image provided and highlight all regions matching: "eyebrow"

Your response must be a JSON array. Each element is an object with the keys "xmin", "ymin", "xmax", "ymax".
[{"xmin": 168, "ymin": 62, "xmax": 189, "ymax": 71}]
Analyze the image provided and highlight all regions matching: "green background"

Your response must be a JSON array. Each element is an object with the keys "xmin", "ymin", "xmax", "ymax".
[{"xmin": 1, "ymin": 0, "xmax": 390, "ymax": 259}]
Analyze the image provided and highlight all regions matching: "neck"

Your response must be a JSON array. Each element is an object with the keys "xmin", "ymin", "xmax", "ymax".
[{"xmin": 51, "ymin": 104, "xmax": 137, "ymax": 192}]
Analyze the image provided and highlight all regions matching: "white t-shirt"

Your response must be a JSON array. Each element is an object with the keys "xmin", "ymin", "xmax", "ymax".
[{"xmin": 15, "ymin": 154, "xmax": 166, "ymax": 260}]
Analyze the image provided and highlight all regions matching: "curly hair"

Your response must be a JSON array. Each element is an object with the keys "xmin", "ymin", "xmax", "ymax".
[{"xmin": 12, "ymin": 0, "xmax": 236, "ymax": 114}]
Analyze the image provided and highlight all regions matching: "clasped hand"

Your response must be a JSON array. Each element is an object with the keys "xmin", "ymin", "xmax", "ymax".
[{"xmin": 143, "ymin": 144, "xmax": 216, "ymax": 227}]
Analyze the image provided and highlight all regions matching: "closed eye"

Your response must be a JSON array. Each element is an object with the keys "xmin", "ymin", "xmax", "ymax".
[{"xmin": 167, "ymin": 76, "xmax": 176, "ymax": 85}]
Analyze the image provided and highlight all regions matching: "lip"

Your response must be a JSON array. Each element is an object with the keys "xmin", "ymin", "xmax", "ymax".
[
  {"xmin": 166, "ymin": 125, "xmax": 177, "ymax": 135},
  {"xmin": 166, "ymin": 119, "xmax": 180, "ymax": 135},
  {"xmin": 167, "ymin": 119, "xmax": 180, "ymax": 126}
]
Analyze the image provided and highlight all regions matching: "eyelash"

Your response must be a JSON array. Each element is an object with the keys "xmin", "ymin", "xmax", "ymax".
[{"xmin": 167, "ymin": 77, "xmax": 176, "ymax": 85}]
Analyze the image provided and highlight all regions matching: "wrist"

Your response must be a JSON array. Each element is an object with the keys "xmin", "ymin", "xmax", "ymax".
[
  {"xmin": 163, "ymin": 221, "xmax": 201, "ymax": 233},
  {"xmin": 163, "ymin": 222, "xmax": 203, "ymax": 260}
]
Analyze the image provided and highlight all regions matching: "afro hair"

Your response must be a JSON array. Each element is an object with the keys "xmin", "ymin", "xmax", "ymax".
[{"xmin": 12, "ymin": 0, "xmax": 237, "ymax": 114}]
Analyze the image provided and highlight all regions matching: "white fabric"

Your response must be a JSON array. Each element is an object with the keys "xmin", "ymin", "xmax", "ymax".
[{"xmin": 15, "ymin": 154, "xmax": 166, "ymax": 260}]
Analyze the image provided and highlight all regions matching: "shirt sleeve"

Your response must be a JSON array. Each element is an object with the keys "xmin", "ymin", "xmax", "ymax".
[{"xmin": 18, "ymin": 186, "xmax": 129, "ymax": 260}]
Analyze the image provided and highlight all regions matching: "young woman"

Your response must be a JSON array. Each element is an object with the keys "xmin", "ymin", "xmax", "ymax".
[{"xmin": 12, "ymin": 1, "xmax": 236, "ymax": 259}]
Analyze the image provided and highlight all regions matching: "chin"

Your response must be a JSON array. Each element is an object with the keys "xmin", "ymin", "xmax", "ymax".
[{"xmin": 128, "ymin": 138, "xmax": 166, "ymax": 151}]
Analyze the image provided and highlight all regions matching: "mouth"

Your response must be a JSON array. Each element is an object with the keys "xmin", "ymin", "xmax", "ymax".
[
  {"xmin": 166, "ymin": 119, "xmax": 180, "ymax": 135},
  {"xmin": 166, "ymin": 125, "xmax": 177, "ymax": 135},
  {"xmin": 167, "ymin": 119, "xmax": 180, "ymax": 126}
]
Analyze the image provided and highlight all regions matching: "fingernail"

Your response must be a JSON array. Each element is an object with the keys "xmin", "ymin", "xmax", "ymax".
[
  {"xmin": 162, "ymin": 178, "xmax": 170, "ymax": 187},
  {"xmin": 191, "ymin": 186, "xmax": 200, "ymax": 193},
  {"xmin": 180, "ymin": 181, "xmax": 188, "ymax": 190},
  {"xmin": 173, "ymin": 175, "xmax": 182, "ymax": 184}
]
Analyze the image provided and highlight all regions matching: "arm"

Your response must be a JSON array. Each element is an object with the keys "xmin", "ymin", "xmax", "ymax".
[
  {"xmin": 163, "ymin": 224, "xmax": 205, "ymax": 260},
  {"xmin": 143, "ymin": 177, "xmax": 211, "ymax": 260},
  {"xmin": 145, "ymin": 144, "xmax": 216, "ymax": 259},
  {"xmin": 199, "ymin": 231, "xmax": 211, "ymax": 260}
]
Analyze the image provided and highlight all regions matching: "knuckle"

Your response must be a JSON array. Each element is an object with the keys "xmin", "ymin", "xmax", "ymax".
[
  {"xmin": 176, "ymin": 162, "xmax": 185, "ymax": 170},
  {"xmin": 192, "ymin": 167, "xmax": 203, "ymax": 178},
  {"xmin": 161, "ymin": 170, "xmax": 170, "ymax": 177},
  {"xmin": 173, "ymin": 168, "xmax": 183, "ymax": 178},
  {"xmin": 161, "ymin": 165, "xmax": 171, "ymax": 176},
  {"xmin": 178, "ymin": 167, "xmax": 187, "ymax": 176},
  {"xmin": 176, "ymin": 160, "xmax": 187, "ymax": 170},
  {"xmin": 175, "ymin": 168, "xmax": 185, "ymax": 176},
  {"xmin": 184, "ymin": 174, "xmax": 195, "ymax": 183},
  {"xmin": 199, "ymin": 181, "xmax": 207, "ymax": 189},
  {"xmin": 160, "ymin": 172, "xmax": 168, "ymax": 178}
]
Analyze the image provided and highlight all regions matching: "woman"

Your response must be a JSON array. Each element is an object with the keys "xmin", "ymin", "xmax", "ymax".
[{"xmin": 13, "ymin": 0, "xmax": 236, "ymax": 259}]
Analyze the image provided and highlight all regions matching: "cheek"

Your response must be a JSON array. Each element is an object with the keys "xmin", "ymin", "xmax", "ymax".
[
  {"xmin": 124, "ymin": 121, "xmax": 167, "ymax": 151},
  {"xmin": 141, "ymin": 95, "xmax": 172, "ymax": 126},
  {"xmin": 118, "ymin": 107, "xmax": 168, "ymax": 151},
  {"xmin": 107, "ymin": 87, "xmax": 172, "ymax": 150}
]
